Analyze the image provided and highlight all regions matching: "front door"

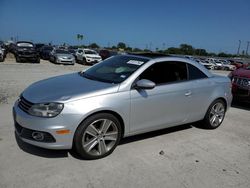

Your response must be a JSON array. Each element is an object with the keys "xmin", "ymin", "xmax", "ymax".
[{"xmin": 129, "ymin": 61, "xmax": 192, "ymax": 133}]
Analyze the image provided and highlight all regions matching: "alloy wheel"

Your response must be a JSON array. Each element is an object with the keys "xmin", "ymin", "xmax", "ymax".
[
  {"xmin": 209, "ymin": 102, "xmax": 225, "ymax": 127},
  {"xmin": 82, "ymin": 119, "xmax": 118, "ymax": 156}
]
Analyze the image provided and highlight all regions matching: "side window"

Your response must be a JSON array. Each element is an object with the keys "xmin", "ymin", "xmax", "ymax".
[
  {"xmin": 188, "ymin": 64, "xmax": 208, "ymax": 80},
  {"xmin": 139, "ymin": 61, "xmax": 187, "ymax": 85},
  {"xmin": 78, "ymin": 50, "xmax": 83, "ymax": 53}
]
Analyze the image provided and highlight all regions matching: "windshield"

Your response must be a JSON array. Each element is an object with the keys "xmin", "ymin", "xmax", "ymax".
[
  {"xmin": 81, "ymin": 55, "xmax": 149, "ymax": 83},
  {"xmin": 44, "ymin": 46, "xmax": 53, "ymax": 50},
  {"xmin": 55, "ymin": 49, "xmax": 70, "ymax": 54},
  {"xmin": 84, "ymin": 50, "xmax": 97, "ymax": 55},
  {"xmin": 68, "ymin": 49, "xmax": 76, "ymax": 53}
]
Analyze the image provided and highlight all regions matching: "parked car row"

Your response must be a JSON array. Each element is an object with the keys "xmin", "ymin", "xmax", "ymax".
[
  {"xmin": 1, "ymin": 41, "xmax": 249, "ymax": 74},
  {"xmin": 190, "ymin": 57, "xmax": 237, "ymax": 71},
  {"xmin": 1, "ymin": 40, "xmax": 119, "ymax": 65}
]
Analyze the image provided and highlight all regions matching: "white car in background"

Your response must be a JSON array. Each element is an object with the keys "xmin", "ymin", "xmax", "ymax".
[
  {"xmin": 76, "ymin": 48, "xmax": 102, "ymax": 65},
  {"xmin": 218, "ymin": 60, "xmax": 236, "ymax": 71},
  {"xmin": 206, "ymin": 58, "xmax": 221, "ymax": 70},
  {"xmin": 194, "ymin": 58, "xmax": 214, "ymax": 70}
]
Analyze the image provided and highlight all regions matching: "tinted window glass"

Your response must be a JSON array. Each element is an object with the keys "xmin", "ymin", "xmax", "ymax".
[
  {"xmin": 188, "ymin": 64, "xmax": 207, "ymax": 80},
  {"xmin": 84, "ymin": 50, "xmax": 97, "ymax": 55},
  {"xmin": 139, "ymin": 61, "xmax": 187, "ymax": 85}
]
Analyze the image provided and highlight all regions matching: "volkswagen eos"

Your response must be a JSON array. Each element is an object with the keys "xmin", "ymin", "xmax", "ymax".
[{"xmin": 13, "ymin": 53, "xmax": 232, "ymax": 159}]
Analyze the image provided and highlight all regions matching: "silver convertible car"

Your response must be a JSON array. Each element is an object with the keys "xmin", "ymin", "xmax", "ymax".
[{"xmin": 13, "ymin": 53, "xmax": 232, "ymax": 159}]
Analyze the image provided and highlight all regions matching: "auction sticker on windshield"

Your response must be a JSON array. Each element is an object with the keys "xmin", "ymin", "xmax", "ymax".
[{"xmin": 127, "ymin": 60, "xmax": 144, "ymax": 66}]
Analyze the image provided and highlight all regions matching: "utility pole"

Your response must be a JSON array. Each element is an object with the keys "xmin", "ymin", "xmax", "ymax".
[
  {"xmin": 237, "ymin": 40, "xmax": 241, "ymax": 56},
  {"xmin": 162, "ymin": 43, "xmax": 166, "ymax": 50},
  {"xmin": 246, "ymin": 41, "xmax": 250, "ymax": 56}
]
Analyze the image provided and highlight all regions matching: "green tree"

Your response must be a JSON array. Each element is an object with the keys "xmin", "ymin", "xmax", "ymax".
[
  {"xmin": 179, "ymin": 44, "xmax": 194, "ymax": 55},
  {"xmin": 125, "ymin": 47, "xmax": 132, "ymax": 52},
  {"xmin": 166, "ymin": 47, "xmax": 181, "ymax": 54},
  {"xmin": 76, "ymin": 34, "xmax": 84, "ymax": 43},
  {"xmin": 195, "ymin": 49, "xmax": 208, "ymax": 56},
  {"xmin": 88, "ymin": 43, "xmax": 99, "ymax": 49},
  {"xmin": 133, "ymin": 48, "xmax": 142, "ymax": 52},
  {"xmin": 117, "ymin": 42, "xmax": 126, "ymax": 49}
]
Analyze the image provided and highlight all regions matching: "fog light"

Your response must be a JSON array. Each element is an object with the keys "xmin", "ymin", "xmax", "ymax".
[{"xmin": 32, "ymin": 132, "xmax": 44, "ymax": 141}]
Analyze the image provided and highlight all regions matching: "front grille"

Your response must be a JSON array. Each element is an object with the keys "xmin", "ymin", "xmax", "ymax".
[
  {"xmin": 18, "ymin": 96, "xmax": 34, "ymax": 114},
  {"xmin": 233, "ymin": 77, "xmax": 250, "ymax": 89}
]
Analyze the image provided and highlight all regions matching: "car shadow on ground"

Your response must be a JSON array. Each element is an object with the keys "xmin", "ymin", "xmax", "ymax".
[
  {"xmin": 15, "ymin": 124, "xmax": 194, "ymax": 160},
  {"xmin": 231, "ymin": 100, "xmax": 250, "ymax": 111}
]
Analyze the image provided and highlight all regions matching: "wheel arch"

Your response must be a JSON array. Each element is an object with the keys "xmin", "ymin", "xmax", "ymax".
[
  {"xmin": 215, "ymin": 97, "xmax": 227, "ymax": 110},
  {"xmin": 204, "ymin": 97, "xmax": 228, "ymax": 119},
  {"xmin": 77, "ymin": 110, "xmax": 125, "ymax": 138}
]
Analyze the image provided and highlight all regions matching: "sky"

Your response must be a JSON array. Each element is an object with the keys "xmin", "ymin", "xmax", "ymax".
[{"xmin": 0, "ymin": 0, "xmax": 250, "ymax": 53}]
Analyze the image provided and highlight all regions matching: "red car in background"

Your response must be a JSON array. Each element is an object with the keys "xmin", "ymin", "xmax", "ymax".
[{"xmin": 229, "ymin": 65, "xmax": 250, "ymax": 103}]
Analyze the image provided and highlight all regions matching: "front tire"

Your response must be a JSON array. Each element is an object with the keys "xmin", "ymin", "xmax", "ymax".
[
  {"xmin": 202, "ymin": 99, "xmax": 226, "ymax": 129},
  {"xmin": 74, "ymin": 113, "xmax": 122, "ymax": 159},
  {"xmin": 16, "ymin": 56, "xmax": 21, "ymax": 63},
  {"xmin": 34, "ymin": 57, "xmax": 40, "ymax": 63}
]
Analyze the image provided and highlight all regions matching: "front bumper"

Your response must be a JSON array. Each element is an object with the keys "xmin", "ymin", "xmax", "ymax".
[
  {"xmin": 56, "ymin": 58, "xmax": 75, "ymax": 65},
  {"xmin": 17, "ymin": 52, "xmax": 38, "ymax": 59},
  {"xmin": 13, "ymin": 100, "xmax": 82, "ymax": 149},
  {"xmin": 86, "ymin": 58, "xmax": 102, "ymax": 64}
]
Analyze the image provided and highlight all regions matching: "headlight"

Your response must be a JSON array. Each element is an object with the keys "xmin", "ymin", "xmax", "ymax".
[{"xmin": 28, "ymin": 103, "xmax": 64, "ymax": 117}]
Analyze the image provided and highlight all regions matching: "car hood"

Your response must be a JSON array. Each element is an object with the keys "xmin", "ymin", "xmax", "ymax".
[
  {"xmin": 17, "ymin": 47, "xmax": 36, "ymax": 52},
  {"xmin": 85, "ymin": 54, "xmax": 101, "ymax": 58},
  {"xmin": 232, "ymin": 68, "xmax": 250, "ymax": 78},
  {"xmin": 56, "ymin": 53, "xmax": 73, "ymax": 58},
  {"xmin": 22, "ymin": 73, "xmax": 119, "ymax": 103}
]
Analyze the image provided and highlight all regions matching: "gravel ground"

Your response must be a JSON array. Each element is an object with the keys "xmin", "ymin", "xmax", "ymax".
[{"xmin": 0, "ymin": 58, "xmax": 250, "ymax": 188}]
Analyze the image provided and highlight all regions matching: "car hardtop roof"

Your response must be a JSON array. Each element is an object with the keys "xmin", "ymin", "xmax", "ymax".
[
  {"xmin": 124, "ymin": 53, "xmax": 213, "ymax": 77},
  {"xmin": 128, "ymin": 52, "xmax": 171, "ymax": 59},
  {"xmin": 77, "ymin": 48, "xmax": 96, "ymax": 51}
]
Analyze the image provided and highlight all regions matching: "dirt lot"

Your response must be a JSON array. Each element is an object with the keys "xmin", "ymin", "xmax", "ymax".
[{"xmin": 0, "ymin": 58, "xmax": 250, "ymax": 188}]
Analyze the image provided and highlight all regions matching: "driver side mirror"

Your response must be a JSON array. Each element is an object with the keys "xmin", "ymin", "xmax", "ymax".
[{"xmin": 134, "ymin": 79, "xmax": 156, "ymax": 90}]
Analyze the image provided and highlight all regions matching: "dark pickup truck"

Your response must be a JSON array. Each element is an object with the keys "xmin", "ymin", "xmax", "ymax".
[{"xmin": 14, "ymin": 41, "xmax": 40, "ymax": 63}]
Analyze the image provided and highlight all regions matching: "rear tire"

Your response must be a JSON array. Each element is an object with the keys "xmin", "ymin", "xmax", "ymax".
[
  {"xmin": 202, "ymin": 99, "xmax": 226, "ymax": 129},
  {"xmin": 74, "ymin": 113, "xmax": 122, "ymax": 160}
]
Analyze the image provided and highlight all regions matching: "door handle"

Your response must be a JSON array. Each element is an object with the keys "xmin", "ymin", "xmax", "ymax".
[{"xmin": 185, "ymin": 91, "xmax": 192, "ymax": 96}]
